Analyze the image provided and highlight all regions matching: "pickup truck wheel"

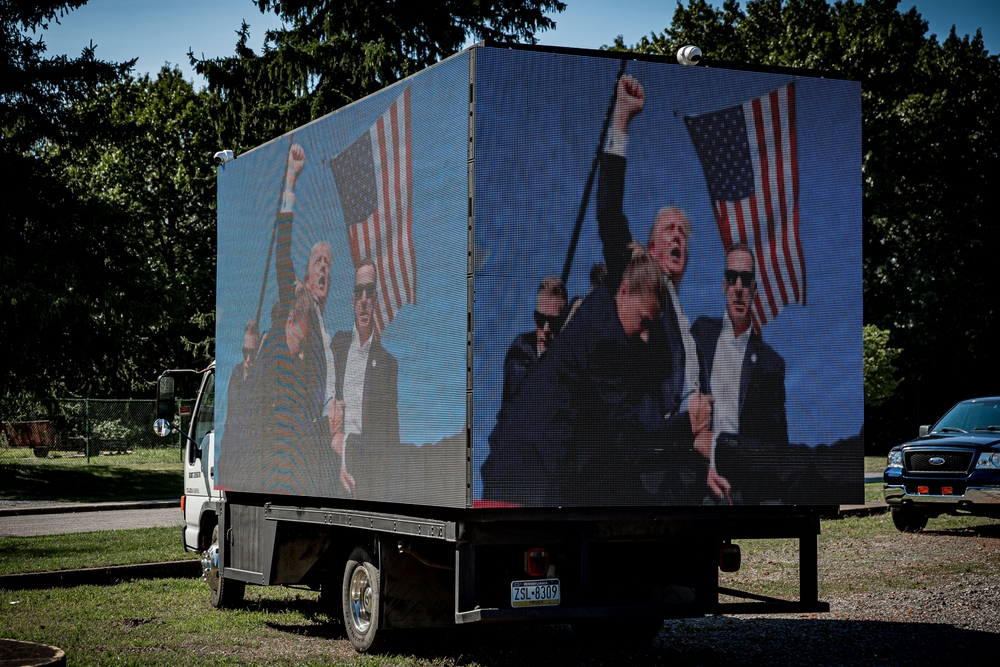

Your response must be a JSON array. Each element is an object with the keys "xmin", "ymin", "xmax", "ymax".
[
  {"xmin": 32, "ymin": 447, "xmax": 48, "ymax": 458},
  {"xmin": 206, "ymin": 525, "xmax": 245, "ymax": 608},
  {"xmin": 891, "ymin": 507, "xmax": 928, "ymax": 533},
  {"xmin": 342, "ymin": 546, "xmax": 384, "ymax": 653}
]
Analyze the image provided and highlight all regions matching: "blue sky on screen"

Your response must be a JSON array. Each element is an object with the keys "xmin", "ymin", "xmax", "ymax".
[{"xmin": 34, "ymin": 1, "xmax": 1000, "ymax": 87}]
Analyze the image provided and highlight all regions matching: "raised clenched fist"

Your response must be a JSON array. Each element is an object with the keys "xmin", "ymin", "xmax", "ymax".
[{"xmin": 613, "ymin": 74, "xmax": 645, "ymax": 132}]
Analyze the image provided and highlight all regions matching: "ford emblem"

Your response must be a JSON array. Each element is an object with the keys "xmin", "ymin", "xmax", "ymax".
[{"xmin": 929, "ymin": 457, "xmax": 946, "ymax": 466}]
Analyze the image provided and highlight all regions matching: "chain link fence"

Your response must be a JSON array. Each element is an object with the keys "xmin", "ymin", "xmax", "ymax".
[{"xmin": 0, "ymin": 398, "xmax": 195, "ymax": 466}]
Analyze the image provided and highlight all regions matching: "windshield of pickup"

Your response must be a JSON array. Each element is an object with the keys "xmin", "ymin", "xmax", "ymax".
[{"xmin": 931, "ymin": 399, "xmax": 1000, "ymax": 434}]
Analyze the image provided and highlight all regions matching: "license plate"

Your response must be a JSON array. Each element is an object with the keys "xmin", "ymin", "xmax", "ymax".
[{"xmin": 510, "ymin": 579, "xmax": 560, "ymax": 607}]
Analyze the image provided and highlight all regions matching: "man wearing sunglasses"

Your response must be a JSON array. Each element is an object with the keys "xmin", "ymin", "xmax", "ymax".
[
  {"xmin": 500, "ymin": 276, "xmax": 568, "ymax": 404},
  {"xmin": 331, "ymin": 259, "xmax": 400, "ymax": 499},
  {"xmin": 692, "ymin": 243, "xmax": 788, "ymax": 504}
]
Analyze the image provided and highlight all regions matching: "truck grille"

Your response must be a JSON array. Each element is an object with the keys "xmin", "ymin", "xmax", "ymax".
[{"xmin": 904, "ymin": 450, "xmax": 974, "ymax": 474}]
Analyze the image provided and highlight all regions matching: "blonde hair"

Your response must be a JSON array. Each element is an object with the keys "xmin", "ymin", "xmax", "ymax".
[{"xmin": 621, "ymin": 242, "xmax": 664, "ymax": 303}]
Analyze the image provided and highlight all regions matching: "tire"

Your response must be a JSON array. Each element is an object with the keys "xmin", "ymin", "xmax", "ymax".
[
  {"xmin": 206, "ymin": 525, "xmax": 245, "ymax": 608},
  {"xmin": 32, "ymin": 447, "xmax": 48, "ymax": 458},
  {"xmin": 891, "ymin": 507, "xmax": 928, "ymax": 533},
  {"xmin": 342, "ymin": 546, "xmax": 385, "ymax": 653},
  {"xmin": 571, "ymin": 616, "xmax": 663, "ymax": 648}
]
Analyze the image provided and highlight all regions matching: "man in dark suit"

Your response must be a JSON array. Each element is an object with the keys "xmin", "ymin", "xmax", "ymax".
[
  {"xmin": 501, "ymin": 276, "xmax": 568, "ymax": 405},
  {"xmin": 597, "ymin": 74, "xmax": 713, "ymax": 502},
  {"xmin": 331, "ymin": 259, "xmax": 400, "ymax": 499},
  {"xmin": 691, "ymin": 243, "xmax": 788, "ymax": 505},
  {"xmin": 483, "ymin": 227, "xmax": 680, "ymax": 506}
]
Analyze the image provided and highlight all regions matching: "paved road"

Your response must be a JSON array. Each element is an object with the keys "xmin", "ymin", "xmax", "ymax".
[{"xmin": 0, "ymin": 507, "xmax": 182, "ymax": 538}]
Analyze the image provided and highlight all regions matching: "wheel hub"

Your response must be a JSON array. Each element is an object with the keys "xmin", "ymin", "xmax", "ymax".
[
  {"xmin": 348, "ymin": 565, "xmax": 373, "ymax": 633},
  {"xmin": 203, "ymin": 541, "xmax": 221, "ymax": 592}
]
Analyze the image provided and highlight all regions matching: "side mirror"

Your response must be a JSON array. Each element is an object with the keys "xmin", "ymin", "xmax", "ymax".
[
  {"xmin": 156, "ymin": 375, "xmax": 175, "ymax": 421},
  {"xmin": 153, "ymin": 418, "xmax": 172, "ymax": 437},
  {"xmin": 918, "ymin": 425, "xmax": 930, "ymax": 437}
]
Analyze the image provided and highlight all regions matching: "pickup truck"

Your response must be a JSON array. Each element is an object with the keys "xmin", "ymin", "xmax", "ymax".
[{"xmin": 884, "ymin": 396, "xmax": 1000, "ymax": 532}]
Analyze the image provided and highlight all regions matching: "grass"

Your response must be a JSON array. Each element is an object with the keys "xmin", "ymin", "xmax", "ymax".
[
  {"xmin": 0, "ymin": 461, "xmax": 182, "ymax": 502},
  {"xmin": 864, "ymin": 455, "xmax": 886, "ymax": 471},
  {"xmin": 0, "ymin": 446, "xmax": 182, "ymax": 465},
  {"xmin": 0, "ymin": 527, "xmax": 196, "ymax": 576},
  {"xmin": 864, "ymin": 482, "xmax": 884, "ymax": 503},
  {"xmin": 720, "ymin": 512, "xmax": 1000, "ymax": 601}
]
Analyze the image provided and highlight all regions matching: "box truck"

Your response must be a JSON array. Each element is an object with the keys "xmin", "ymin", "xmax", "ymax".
[{"xmin": 154, "ymin": 43, "xmax": 864, "ymax": 652}]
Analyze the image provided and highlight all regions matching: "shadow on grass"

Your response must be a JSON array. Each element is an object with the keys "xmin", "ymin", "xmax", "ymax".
[
  {"xmin": 0, "ymin": 463, "xmax": 181, "ymax": 502},
  {"xmin": 924, "ymin": 521, "xmax": 1000, "ymax": 538}
]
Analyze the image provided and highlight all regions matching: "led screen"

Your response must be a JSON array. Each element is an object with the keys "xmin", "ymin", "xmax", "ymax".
[
  {"xmin": 214, "ymin": 52, "xmax": 469, "ymax": 507},
  {"xmin": 473, "ymin": 47, "xmax": 864, "ymax": 507}
]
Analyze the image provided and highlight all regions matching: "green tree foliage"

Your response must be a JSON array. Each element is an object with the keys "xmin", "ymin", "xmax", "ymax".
[
  {"xmin": 192, "ymin": 0, "xmax": 565, "ymax": 152},
  {"xmin": 611, "ymin": 0, "xmax": 999, "ymax": 446},
  {"xmin": 3, "ymin": 63, "xmax": 217, "ymax": 403},
  {"xmin": 2, "ymin": 1, "xmax": 134, "ymax": 405},
  {"xmin": 863, "ymin": 324, "xmax": 901, "ymax": 407}
]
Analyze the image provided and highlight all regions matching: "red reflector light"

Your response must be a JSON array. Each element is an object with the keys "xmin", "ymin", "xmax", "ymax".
[
  {"xmin": 942, "ymin": 487, "xmax": 953, "ymax": 495},
  {"xmin": 525, "ymin": 547, "xmax": 548, "ymax": 578},
  {"xmin": 917, "ymin": 486, "xmax": 929, "ymax": 494},
  {"xmin": 180, "ymin": 494, "xmax": 186, "ymax": 514}
]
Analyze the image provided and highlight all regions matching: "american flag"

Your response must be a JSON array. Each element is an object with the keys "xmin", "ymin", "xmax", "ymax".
[
  {"xmin": 683, "ymin": 82, "xmax": 804, "ymax": 329},
  {"xmin": 329, "ymin": 86, "xmax": 416, "ymax": 332}
]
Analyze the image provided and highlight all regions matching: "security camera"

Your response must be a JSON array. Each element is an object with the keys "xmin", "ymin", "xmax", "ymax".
[
  {"xmin": 677, "ymin": 45, "xmax": 702, "ymax": 66},
  {"xmin": 213, "ymin": 150, "xmax": 235, "ymax": 165}
]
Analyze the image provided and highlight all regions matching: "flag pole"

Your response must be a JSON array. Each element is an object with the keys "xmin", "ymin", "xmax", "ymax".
[
  {"xmin": 255, "ymin": 134, "xmax": 296, "ymax": 328},
  {"xmin": 560, "ymin": 59, "xmax": 628, "ymax": 286}
]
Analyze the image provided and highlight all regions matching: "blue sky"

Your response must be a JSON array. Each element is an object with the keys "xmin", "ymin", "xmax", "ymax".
[{"xmin": 34, "ymin": 0, "xmax": 1000, "ymax": 87}]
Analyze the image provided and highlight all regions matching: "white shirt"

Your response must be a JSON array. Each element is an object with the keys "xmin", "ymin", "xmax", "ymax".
[
  {"xmin": 665, "ymin": 279, "xmax": 701, "ymax": 411},
  {"xmin": 317, "ymin": 303, "xmax": 337, "ymax": 418},
  {"xmin": 709, "ymin": 313, "xmax": 751, "ymax": 466},
  {"xmin": 343, "ymin": 325, "xmax": 372, "ymax": 438}
]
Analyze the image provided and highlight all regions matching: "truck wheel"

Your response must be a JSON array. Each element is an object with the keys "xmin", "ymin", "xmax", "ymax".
[
  {"xmin": 206, "ymin": 525, "xmax": 245, "ymax": 608},
  {"xmin": 890, "ymin": 507, "xmax": 928, "ymax": 533},
  {"xmin": 32, "ymin": 447, "xmax": 48, "ymax": 458},
  {"xmin": 342, "ymin": 546, "xmax": 384, "ymax": 653}
]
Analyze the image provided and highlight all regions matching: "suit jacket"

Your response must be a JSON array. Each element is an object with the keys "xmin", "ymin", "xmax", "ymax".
[
  {"xmin": 691, "ymin": 316, "xmax": 788, "ymax": 504},
  {"xmin": 501, "ymin": 331, "xmax": 538, "ymax": 405},
  {"xmin": 332, "ymin": 329, "xmax": 400, "ymax": 499},
  {"xmin": 597, "ymin": 151, "xmax": 698, "ymax": 499},
  {"xmin": 482, "ymin": 285, "xmax": 676, "ymax": 506}
]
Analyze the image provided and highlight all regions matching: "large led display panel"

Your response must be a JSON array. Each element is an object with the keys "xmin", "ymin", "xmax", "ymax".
[
  {"xmin": 214, "ymin": 52, "xmax": 470, "ymax": 507},
  {"xmin": 474, "ymin": 47, "xmax": 864, "ymax": 507}
]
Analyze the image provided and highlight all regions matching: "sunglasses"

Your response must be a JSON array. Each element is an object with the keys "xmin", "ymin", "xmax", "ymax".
[
  {"xmin": 534, "ymin": 311, "xmax": 566, "ymax": 333},
  {"xmin": 724, "ymin": 270, "xmax": 755, "ymax": 289},
  {"xmin": 353, "ymin": 282, "xmax": 377, "ymax": 300}
]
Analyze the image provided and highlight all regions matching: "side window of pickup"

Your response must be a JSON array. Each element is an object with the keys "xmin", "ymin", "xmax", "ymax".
[{"xmin": 191, "ymin": 371, "xmax": 215, "ymax": 464}]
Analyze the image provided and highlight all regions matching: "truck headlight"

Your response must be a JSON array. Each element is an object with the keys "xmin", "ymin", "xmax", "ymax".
[
  {"xmin": 976, "ymin": 452, "xmax": 1000, "ymax": 469},
  {"xmin": 887, "ymin": 449, "xmax": 903, "ymax": 468}
]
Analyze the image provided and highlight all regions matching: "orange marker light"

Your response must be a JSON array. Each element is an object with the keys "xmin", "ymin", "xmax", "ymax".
[
  {"xmin": 917, "ymin": 486, "xmax": 929, "ymax": 494},
  {"xmin": 942, "ymin": 487, "xmax": 953, "ymax": 495}
]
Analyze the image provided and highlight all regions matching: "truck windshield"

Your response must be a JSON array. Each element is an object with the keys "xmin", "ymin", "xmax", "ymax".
[{"xmin": 932, "ymin": 400, "xmax": 1000, "ymax": 433}]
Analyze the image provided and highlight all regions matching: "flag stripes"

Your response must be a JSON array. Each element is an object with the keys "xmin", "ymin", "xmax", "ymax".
[
  {"xmin": 684, "ymin": 83, "xmax": 805, "ymax": 329},
  {"xmin": 333, "ymin": 86, "xmax": 416, "ymax": 333}
]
